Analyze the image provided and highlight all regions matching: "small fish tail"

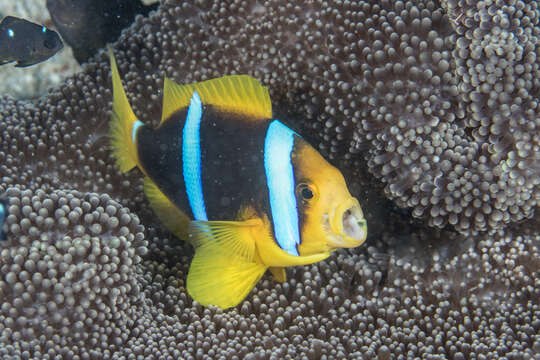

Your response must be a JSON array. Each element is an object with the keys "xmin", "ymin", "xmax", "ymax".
[{"xmin": 108, "ymin": 46, "xmax": 140, "ymax": 172}]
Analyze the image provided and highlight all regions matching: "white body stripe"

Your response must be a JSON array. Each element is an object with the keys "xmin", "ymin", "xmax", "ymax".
[
  {"xmin": 182, "ymin": 91, "xmax": 208, "ymax": 221},
  {"xmin": 132, "ymin": 120, "xmax": 143, "ymax": 142},
  {"xmin": 264, "ymin": 120, "xmax": 300, "ymax": 256}
]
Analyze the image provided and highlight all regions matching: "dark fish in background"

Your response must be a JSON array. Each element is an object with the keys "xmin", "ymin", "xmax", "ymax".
[
  {"xmin": 0, "ymin": 197, "xmax": 7, "ymax": 241},
  {"xmin": 0, "ymin": 16, "xmax": 63, "ymax": 67},
  {"xmin": 46, "ymin": 0, "xmax": 158, "ymax": 64}
]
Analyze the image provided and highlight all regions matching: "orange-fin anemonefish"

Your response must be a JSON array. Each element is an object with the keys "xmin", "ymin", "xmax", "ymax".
[{"xmin": 108, "ymin": 47, "xmax": 367, "ymax": 309}]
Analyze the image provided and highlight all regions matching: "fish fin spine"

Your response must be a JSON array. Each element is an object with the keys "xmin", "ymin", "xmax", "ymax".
[
  {"xmin": 108, "ymin": 46, "xmax": 140, "ymax": 172},
  {"xmin": 161, "ymin": 75, "xmax": 272, "ymax": 124}
]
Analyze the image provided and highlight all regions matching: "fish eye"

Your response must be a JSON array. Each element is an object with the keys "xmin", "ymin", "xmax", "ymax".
[
  {"xmin": 43, "ymin": 33, "xmax": 58, "ymax": 49},
  {"xmin": 301, "ymin": 187, "xmax": 313, "ymax": 199},
  {"xmin": 296, "ymin": 183, "xmax": 317, "ymax": 204},
  {"xmin": 44, "ymin": 38, "xmax": 55, "ymax": 49}
]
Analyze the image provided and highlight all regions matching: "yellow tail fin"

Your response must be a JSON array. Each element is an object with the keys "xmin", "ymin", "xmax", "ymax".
[{"xmin": 108, "ymin": 46, "xmax": 140, "ymax": 172}]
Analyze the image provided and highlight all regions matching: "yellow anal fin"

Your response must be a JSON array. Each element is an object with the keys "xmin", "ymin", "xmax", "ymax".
[
  {"xmin": 143, "ymin": 177, "xmax": 190, "ymax": 240},
  {"xmin": 161, "ymin": 75, "xmax": 272, "ymax": 125},
  {"xmin": 108, "ymin": 46, "xmax": 140, "ymax": 172},
  {"xmin": 186, "ymin": 219, "xmax": 267, "ymax": 309},
  {"xmin": 269, "ymin": 267, "xmax": 287, "ymax": 283}
]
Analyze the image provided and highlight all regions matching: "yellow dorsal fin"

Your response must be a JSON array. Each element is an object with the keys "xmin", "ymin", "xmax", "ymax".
[{"xmin": 161, "ymin": 75, "xmax": 272, "ymax": 124}]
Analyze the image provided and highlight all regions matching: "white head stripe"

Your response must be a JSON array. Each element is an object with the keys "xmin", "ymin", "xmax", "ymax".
[{"xmin": 264, "ymin": 120, "xmax": 300, "ymax": 256}]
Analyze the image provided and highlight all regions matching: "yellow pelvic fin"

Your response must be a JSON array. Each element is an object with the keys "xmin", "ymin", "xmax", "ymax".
[
  {"xmin": 161, "ymin": 75, "xmax": 272, "ymax": 124},
  {"xmin": 187, "ymin": 219, "xmax": 267, "ymax": 309},
  {"xmin": 269, "ymin": 267, "xmax": 287, "ymax": 283},
  {"xmin": 108, "ymin": 46, "xmax": 140, "ymax": 172},
  {"xmin": 143, "ymin": 177, "xmax": 191, "ymax": 240}
]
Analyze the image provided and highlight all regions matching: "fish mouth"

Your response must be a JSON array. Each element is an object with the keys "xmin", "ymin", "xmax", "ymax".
[{"xmin": 324, "ymin": 198, "xmax": 367, "ymax": 249}]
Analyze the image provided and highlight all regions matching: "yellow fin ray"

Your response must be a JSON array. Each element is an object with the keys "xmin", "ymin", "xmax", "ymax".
[
  {"xmin": 108, "ymin": 46, "xmax": 140, "ymax": 172},
  {"xmin": 161, "ymin": 75, "xmax": 272, "ymax": 124},
  {"xmin": 143, "ymin": 177, "xmax": 190, "ymax": 240},
  {"xmin": 188, "ymin": 219, "xmax": 262, "ymax": 261},
  {"xmin": 186, "ymin": 219, "xmax": 267, "ymax": 309},
  {"xmin": 187, "ymin": 250, "xmax": 267, "ymax": 309}
]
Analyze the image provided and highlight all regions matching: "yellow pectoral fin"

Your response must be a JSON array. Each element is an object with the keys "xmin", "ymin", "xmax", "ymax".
[
  {"xmin": 187, "ymin": 250, "xmax": 267, "ymax": 309},
  {"xmin": 188, "ymin": 219, "xmax": 263, "ymax": 261},
  {"xmin": 143, "ymin": 177, "xmax": 190, "ymax": 240},
  {"xmin": 186, "ymin": 219, "xmax": 268, "ymax": 309},
  {"xmin": 269, "ymin": 267, "xmax": 287, "ymax": 283}
]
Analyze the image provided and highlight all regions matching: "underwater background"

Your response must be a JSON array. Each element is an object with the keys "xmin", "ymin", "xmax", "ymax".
[{"xmin": 0, "ymin": 0, "xmax": 538, "ymax": 359}]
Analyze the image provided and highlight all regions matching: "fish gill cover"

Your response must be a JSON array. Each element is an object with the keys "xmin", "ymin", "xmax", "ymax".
[{"xmin": 0, "ymin": 0, "xmax": 538, "ymax": 359}]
